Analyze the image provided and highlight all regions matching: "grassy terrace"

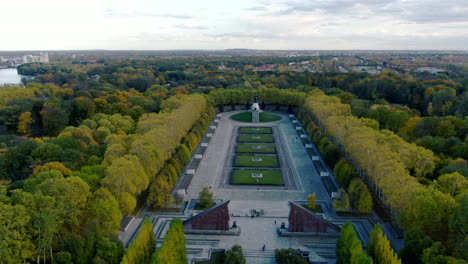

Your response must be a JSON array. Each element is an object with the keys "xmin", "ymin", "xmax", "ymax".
[
  {"xmin": 231, "ymin": 169, "xmax": 284, "ymax": 185},
  {"xmin": 259, "ymin": 112, "xmax": 281, "ymax": 122},
  {"xmin": 238, "ymin": 134, "xmax": 274, "ymax": 143},
  {"xmin": 234, "ymin": 155, "xmax": 280, "ymax": 168},
  {"xmin": 236, "ymin": 143, "xmax": 277, "ymax": 154},
  {"xmin": 230, "ymin": 112, "xmax": 251, "ymax": 122},
  {"xmin": 230, "ymin": 111, "xmax": 281, "ymax": 123},
  {"xmin": 239, "ymin": 127, "xmax": 273, "ymax": 134}
]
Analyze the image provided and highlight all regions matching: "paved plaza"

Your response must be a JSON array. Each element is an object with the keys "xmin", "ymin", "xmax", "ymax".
[{"xmin": 120, "ymin": 111, "xmax": 386, "ymax": 264}]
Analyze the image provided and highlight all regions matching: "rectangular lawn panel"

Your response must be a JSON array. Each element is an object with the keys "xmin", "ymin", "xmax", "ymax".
[
  {"xmin": 236, "ymin": 143, "xmax": 277, "ymax": 154},
  {"xmin": 238, "ymin": 134, "xmax": 274, "ymax": 143},
  {"xmin": 231, "ymin": 169, "xmax": 284, "ymax": 185},
  {"xmin": 239, "ymin": 127, "xmax": 273, "ymax": 134},
  {"xmin": 234, "ymin": 155, "xmax": 280, "ymax": 168}
]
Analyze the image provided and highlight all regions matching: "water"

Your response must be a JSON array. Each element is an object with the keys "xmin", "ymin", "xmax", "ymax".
[{"xmin": 0, "ymin": 68, "xmax": 24, "ymax": 86}]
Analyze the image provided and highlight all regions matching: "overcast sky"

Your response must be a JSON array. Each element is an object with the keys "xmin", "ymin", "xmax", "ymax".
[{"xmin": 2, "ymin": 0, "xmax": 468, "ymax": 50}]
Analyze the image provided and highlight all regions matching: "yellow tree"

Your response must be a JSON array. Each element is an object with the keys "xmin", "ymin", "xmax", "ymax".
[{"xmin": 17, "ymin": 111, "xmax": 33, "ymax": 135}]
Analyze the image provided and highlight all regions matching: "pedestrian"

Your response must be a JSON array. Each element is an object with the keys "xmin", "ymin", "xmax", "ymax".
[
  {"xmin": 262, "ymin": 245, "xmax": 266, "ymax": 251},
  {"xmin": 274, "ymin": 220, "xmax": 277, "ymax": 224}
]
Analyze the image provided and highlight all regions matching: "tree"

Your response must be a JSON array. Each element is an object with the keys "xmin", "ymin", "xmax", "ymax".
[
  {"xmin": 102, "ymin": 154, "xmax": 149, "ymax": 215},
  {"xmin": 348, "ymin": 178, "xmax": 372, "ymax": 214},
  {"xmin": 368, "ymin": 225, "xmax": 401, "ymax": 264},
  {"xmin": 0, "ymin": 202, "xmax": 35, "ymax": 263},
  {"xmin": 308, "ymin": 193, "xmax": 316, "ymax": 210},
  {"xmin": 432, "ymin": 172, "xmax": 468, "ymax": 198},
  {"xmin": 198, "ymin": 186, "xmax": 214, "ymax": 209},
  {"xmin": 151, "ymin": 218, "xmax": 186, "ymax": 264},
  {"xmin": 33, "ymin": 161, "xmax": 72, "ymax": 177},
  {"xmin": 333, "ymin": 188, "xmax": 350, "ymax": 212},
  {"xmin": 224, "ymin": 245, "xmax": 246, "ymax": 264},
  {"xmin": 399, "ymin": 189, "xmax": 457, "ymax": 242},
  {"xmin": 121, "ymin": 218, "xmax": 155, "ymax": 264},
  {"xmin": 336, "ymin": 222, "xmax": 372, "ymax": 264},
  {"xmin": 17, "ymin": 111, "xmax": 33, "ymax": 135},
  {"xmin": 88, "ymin": 188, "xmax": 122, "ymax": 234},
  {"xmin": 334, "ymin": 159, "xmax": 358, "ymax": 189},
  {"xmin": 400, "ymin": 227, "xmax": 434, "ymax": 264}
]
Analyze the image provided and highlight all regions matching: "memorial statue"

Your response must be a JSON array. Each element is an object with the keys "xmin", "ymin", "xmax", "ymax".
[{"xmin": 253, "ymin": 94, "xmax": 258, "ymax": 103}]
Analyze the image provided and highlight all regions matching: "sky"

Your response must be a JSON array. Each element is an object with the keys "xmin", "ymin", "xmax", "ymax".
[{"xmin": 2, "ymin": 0, "xmax": 468, "ymax": 50}]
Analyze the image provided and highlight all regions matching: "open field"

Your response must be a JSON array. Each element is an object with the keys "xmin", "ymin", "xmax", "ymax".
[
  {"xmin": 235, "ymin": 143, "xmax": 277, "ymax": 154},
  {"xmin": 234, "ymin": 154, "xmax": 280, "ymax": 168},
  {"xmin": 238, "ymin": 134, "xmax": 274, "ymax": 143},
  {"xmin": 239, "ymin": 127, "xmax": 273, "ymax": 134},
  {"xmin": 231, "ymin": 169, "xmax": 284, "ymax": 185}
]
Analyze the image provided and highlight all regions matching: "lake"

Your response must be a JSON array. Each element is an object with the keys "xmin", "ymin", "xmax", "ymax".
[{"xmin": 0, "ymin": 68, "xmax": 24, "ymax": 86}]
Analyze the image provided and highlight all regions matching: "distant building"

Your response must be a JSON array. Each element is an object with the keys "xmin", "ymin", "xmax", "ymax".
[
  {"xmin": 416, "ymin": 67, "xmax": 447, "ymax": 74},
  {"xmin": 23, "ymin": 53, "xmax": 49, "ymax": 63}
]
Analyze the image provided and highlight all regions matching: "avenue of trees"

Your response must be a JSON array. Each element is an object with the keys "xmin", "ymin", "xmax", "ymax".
[
  {"xmin": 0, "ymin": 55, "xmax": 466, "ymax": 263},
  {"xmin": 299, "ymin": 90, "xmax": 466, "ymax": 261}
]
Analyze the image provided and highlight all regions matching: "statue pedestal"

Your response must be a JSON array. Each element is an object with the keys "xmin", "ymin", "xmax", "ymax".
[{"xmin": 252, "ymin": 111, "xmax": 259, "ymax": 123}]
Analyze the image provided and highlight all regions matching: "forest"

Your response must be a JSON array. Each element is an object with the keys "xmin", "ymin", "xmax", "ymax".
[{"xmin": 0, "ymin": 55, "xmax": 467, "ymax": 263}]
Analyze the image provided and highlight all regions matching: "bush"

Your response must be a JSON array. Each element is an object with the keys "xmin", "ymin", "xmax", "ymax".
[{"xmin": 275, "ymin": 248, "xmax": 308, "ymax": 264}]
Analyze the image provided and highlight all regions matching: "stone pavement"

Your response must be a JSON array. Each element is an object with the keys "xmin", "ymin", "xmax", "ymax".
[{"xmin": 134, "ymin": 111, "xmax": 397, "ymax": 264}]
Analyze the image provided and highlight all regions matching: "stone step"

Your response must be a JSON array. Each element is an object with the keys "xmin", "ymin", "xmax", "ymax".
[
  {"xmin": 252, "ymin": 111, "xmax": 260, "ymax": 123},
  {"xmin": 242, "ymin": 249, "xmax": 276, "ymax": 258}
]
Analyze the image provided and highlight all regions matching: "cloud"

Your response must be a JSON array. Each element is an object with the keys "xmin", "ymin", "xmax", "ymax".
[
  {"xmin": 175, "ymin": 24, "xmax": 208, "ymax": 30},
  {"xmin": 258, "ymin": 0, "xmax": 468, "ymax": 24},
  {"xmin": 105, "ymin": 8, "xmax": 193, "ymax": 19}
]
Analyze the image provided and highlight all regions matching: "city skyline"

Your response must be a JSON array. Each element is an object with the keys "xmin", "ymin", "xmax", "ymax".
[{"xmin": 2, "ymin": 0, "xmax": 468, "ymax": 51}]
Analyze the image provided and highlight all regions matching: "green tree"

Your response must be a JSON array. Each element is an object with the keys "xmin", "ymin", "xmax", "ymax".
[
  {"xmin": 336, "ymin": 222, "xmax": 372, "ymax": 264},
  {"xmin": 368, "ymin": 225, "xmax": 401, "ymax": 264},
  {"xmin": 151, "ymin": 218, "xmax": 186, "ymax": 264},
  {"xmin": 333, "ymin": 159, "xmax": 358, "ymax": 189},
  {"xmin": 121, "ymin": 218, "xmax": 155, "ymax": 264},
  {"xmin": 0, "ymin": 202, "xmax": 35, "ymax": 263},
  {"xmin": 399, "ymin": 189, "xmax": 457, "ymax": 242},
  {"xmin": 333, "ymin": 188, "xmax": 350, "ymax": 212},
  {"xmin": 348, "ymin": 178, "xmax": 372, "ymax": 214},
  {"xmin": 198, "ymin": 186, "xmax": 214, "ymax": 209},
  {"xmin": 88, "ymin": 188, "xmax": 121, "ymax": 234},
  {"xmin": 224, "ymin": 244, "xmax": 246, "ymax": 264},
  {"xmin": 400, "ymin": 227, "xmax": 434, "ymax": 264}
]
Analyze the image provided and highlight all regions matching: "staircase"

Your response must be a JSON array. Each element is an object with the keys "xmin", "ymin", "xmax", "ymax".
[
  {"xmin": 252, "ymin": 111, "xmax": 260, "ymax": 123},
  {"xmin": 242, "ymin": 249, "xmax": 276, "ymax": 259}
]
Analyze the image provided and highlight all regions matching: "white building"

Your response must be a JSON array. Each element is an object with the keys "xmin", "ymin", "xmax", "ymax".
[{"xmin": 23, "ymin": 53, "xmax": 49, "ymax": 63}]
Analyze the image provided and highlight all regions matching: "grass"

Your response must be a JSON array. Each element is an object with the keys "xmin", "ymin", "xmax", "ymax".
[
  {"xmin": 230, "ymin": 112, "xmax": 252, "ymax": 122},
  {"xmin": 259, "ymin": 112, "xmax": 281, "ymax": 122},
  {"xmin": 230, "ymin": 111, "xmax": 281, "ymax": 123},
  {"xmin": 301, "ymin": 204, "xmax": 324, "ymax": 213},
  {"xmin": 231, "ymin": 169, "xmax": 284, "ymax": 185},
  {"xmin": 238, "ymin": 134, "xmax": 274, "ymax": 143},
  {"xmin": 236, "ymin": 143, "xmax": 277, "ymax": 154},
  {"xmin": 194, "ymin": 202, "xmax": 216, "ymax": 210},
  {"xmin": 234, "ymin": 155, "xmax": 280, "ymax": 168},
  {"xmin": 239, "ymin": 127, "xmax": 273, "ymax": 134}
]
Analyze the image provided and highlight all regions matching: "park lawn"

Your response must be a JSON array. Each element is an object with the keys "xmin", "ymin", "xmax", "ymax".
[
  {"xmin": 230, "ymin": 112, "xmax": 252, "ymax": 122},
  {"xmin": 231, "ymin": 169, "xmax": 284, "ymax": 185},
  {"xmin": 236, "ymin": 143, "xmax": 277, "ymax": 154},
  {"xmin": 259, "ymin": 112, "xmax": 281, "ymax": 122},
  {"xmin": 239, "ymin": 127, "xmax": 273, "ymax": 134},
  {"xmin": 238, "ymin": 134, "xmax": 274, "ymax": 143},
  {"xmin": 234, "ymin": 155, "xmax": 280, "ymax": 168}
]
